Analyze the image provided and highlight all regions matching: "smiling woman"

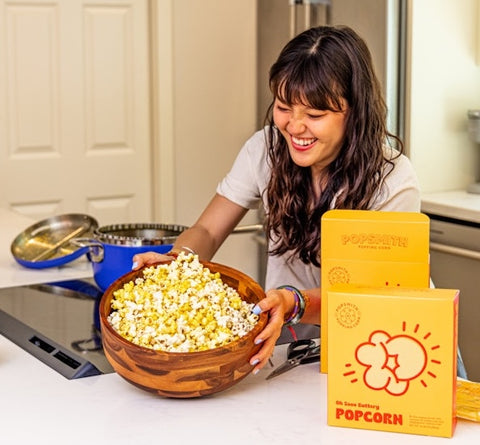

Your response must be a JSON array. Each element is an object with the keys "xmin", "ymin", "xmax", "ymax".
[{"xmin": 132, "ymin": 25, "xmax": 421, "ymax": 376}]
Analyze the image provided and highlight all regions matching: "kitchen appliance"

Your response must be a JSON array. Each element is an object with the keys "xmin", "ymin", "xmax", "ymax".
[
  {"xmin": 0, "ymin": 279, "xmax": 114, "ymax": 379},
  {"xmin": 428, "ymin": 213, "xmax": 480, "ymax": 381}
]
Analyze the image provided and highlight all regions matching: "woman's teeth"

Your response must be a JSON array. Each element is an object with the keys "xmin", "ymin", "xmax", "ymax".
[{"xmin": 292, "ymin": 136, "xmax": 316, "ymax": 146}]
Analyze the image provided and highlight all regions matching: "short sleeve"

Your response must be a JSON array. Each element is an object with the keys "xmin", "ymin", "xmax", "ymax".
[{"xmin": 216, "ymin": 129, "xmax": 271, "ymax": 210}]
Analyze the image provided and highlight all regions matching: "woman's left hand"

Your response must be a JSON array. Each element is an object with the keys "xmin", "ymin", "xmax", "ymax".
[{"xmin": 248, "ymin": 288, "xmax": 294, "ymax": 375}]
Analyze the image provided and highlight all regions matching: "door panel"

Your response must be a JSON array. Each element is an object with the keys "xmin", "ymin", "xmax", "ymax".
[{"xmin": 0, "ymin": 0, "xmax": 151, "ymax": 225}]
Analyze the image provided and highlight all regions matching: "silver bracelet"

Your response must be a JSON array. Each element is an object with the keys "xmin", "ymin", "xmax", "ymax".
[
  {"xmin": 169, "ymin": 246, "xmax": 196, "ymax": 256},
  {"xmin": 179, "ymin": 246, "xmax": 196, "ymax": 255},
  {"xmin": 178, "ymin": 246, "xmax": 196, "ymax": 255}
]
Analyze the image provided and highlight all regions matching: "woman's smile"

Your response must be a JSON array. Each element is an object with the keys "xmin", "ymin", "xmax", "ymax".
[{"xmin": 291, "ymin": 136, "xmax": 318, "ymax": 150}]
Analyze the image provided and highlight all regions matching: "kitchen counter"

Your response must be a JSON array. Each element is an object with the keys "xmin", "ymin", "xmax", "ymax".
[
  {"xmin": 422, "ymin": 190, "xmax": 480, "ymax": 223},
  {"xmin": 2, "ymin": 335, "xmax": 479, "ymax": 445},
  {"xmin": 1, "ymin": 209, "xmax": 480, "ymax": 444}
]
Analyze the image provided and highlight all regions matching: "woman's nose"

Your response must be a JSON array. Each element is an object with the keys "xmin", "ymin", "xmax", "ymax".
[{"xmin": 286, "ymin": 115, "xmax": 306, "ymax": 134}]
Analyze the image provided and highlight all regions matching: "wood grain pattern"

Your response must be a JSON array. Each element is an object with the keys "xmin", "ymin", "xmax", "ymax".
[{"xmin": 99, "ymin": 260, "xmax": 267, "ymax": 398}]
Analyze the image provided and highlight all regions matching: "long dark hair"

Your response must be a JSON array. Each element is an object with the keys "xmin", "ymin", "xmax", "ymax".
[{"xmin": 265, "ymin": 25, "xmax": 402, "ymax": 267}]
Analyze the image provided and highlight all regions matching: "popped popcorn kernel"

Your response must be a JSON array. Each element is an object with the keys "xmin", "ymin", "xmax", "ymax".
[{"xmin": 107, "ymin": 253, "xmax": 259, "ymax": 352}]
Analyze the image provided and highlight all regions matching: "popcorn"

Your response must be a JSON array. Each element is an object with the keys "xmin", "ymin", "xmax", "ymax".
[{"xmin": 107, "ymin": 252, "xmax": 259, "ymax": 352}]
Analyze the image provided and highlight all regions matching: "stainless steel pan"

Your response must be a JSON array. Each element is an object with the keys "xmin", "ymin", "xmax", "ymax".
[{"xmin": 11, "ymin": 214, "xmax": 99, "ymax": 269}]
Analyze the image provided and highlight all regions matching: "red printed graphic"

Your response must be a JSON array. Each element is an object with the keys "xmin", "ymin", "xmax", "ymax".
[{"xmin": 344, "ymin": 323, "xmax": 441, "ymax": 396}]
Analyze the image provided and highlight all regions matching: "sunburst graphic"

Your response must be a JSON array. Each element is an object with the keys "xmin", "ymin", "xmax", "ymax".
[{"xmin": 342, "ymin": 321, "xmax": 441, "ymax": 396}]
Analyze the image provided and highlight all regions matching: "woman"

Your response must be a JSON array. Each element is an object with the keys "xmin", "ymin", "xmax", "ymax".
[{"xmin": 133, "ymin": 25, "xmax": 420, "ymax": 374}]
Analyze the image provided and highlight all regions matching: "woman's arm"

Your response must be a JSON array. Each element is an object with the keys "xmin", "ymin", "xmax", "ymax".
[
  {"xmin": 170, "ymin": 194, "xmax": 248, "ymax": 260},
  {"xmin": 132, "ymin": 194, "xmax": 248, "ymax": 268}
]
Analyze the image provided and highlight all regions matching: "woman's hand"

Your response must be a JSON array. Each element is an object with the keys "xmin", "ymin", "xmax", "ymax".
[
  {"xmin": 248, "ymin": 288, "xmax": 294, "ymax": 375},
  {"xmin": 131, "ymin": 251, "xmax": 174, "ymax": 270}
]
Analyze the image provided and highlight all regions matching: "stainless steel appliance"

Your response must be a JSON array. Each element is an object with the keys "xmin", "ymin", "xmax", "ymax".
[
  {"xmin": 0, "ymin": 279, "xmax": 114, "ymax": 379},
  {"xmin": 428, "ymin": 213, "xmax": 480, "ymax": 381}
]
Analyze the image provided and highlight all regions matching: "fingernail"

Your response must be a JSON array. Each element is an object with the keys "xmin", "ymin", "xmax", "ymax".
[
  {"xmin": 250, "ymin": 358, "xmax": 260, "ymax": 366},
  {"xmin": 254, "ymin": 338, "xmax": 263, "ymax": 345},
  {"xmin": 252, "ymin": 304, "xmax": 263, "ymax": 315},
  {"xmin": 131, "ymin": 261, "xmax": 138, "ymax": 270},
  {"xmin": 252, "ymin": 368, "xmax": 260, "ymax": 375}
]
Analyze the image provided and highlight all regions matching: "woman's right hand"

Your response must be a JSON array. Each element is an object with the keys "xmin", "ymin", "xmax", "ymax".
[{"xmin": 131, "ymin": 251, "xmax": 175, "ymax": 270}]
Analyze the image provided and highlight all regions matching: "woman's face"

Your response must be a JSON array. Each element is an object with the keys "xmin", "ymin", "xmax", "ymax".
[{"xmin": 273, "ymin": 98, "xmax": 348, "ymax": 178}]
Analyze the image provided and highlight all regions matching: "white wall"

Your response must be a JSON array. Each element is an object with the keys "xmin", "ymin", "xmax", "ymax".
[{"xmin": 407, "ymin": 0, "xmax": 480, "ymax": 192}]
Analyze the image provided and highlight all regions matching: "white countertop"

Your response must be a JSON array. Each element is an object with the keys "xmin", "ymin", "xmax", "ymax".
[
  {"xmin": 1, "ymin": 209, "xmax": 480, "ymax": 444},
  {"xmin": 2, "ymin": 336, "xmax": 480, "ymax": 445},
  {"xmin": 421, "ymin": 190, "xmax": 480, "ymax": 223}
]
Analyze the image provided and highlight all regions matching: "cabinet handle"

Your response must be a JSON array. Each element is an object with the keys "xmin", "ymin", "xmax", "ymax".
[{"xmin": 430, "ymin": 242, "xmax": 480, "ymax": 261}]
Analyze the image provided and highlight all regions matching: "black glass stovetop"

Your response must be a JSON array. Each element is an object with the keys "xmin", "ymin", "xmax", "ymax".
[{"xmin": 0, "ymin": 278, "xmax": 114, "ymax": 379}]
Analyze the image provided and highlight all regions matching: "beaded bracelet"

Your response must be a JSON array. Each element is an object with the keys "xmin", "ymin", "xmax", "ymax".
[{"xmin": 277, "ymin": 285, "xmax": 306, "ymax": 326}]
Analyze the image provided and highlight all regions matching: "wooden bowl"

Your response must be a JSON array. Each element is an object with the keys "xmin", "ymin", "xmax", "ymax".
[{"xmin": 99, "ymin": 260, "xmax": 268, "ymax": 398}]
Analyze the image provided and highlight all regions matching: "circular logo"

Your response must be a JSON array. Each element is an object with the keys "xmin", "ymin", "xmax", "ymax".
[
  {"xmin": 328, "ymin": 266, "xmax": 350, "ymax": 285},
  {"xmin": 335, "ymin": 302, "xmax": 360, "ymax": 328}
]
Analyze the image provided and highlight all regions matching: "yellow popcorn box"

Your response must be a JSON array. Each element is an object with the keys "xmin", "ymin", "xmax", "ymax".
[
  {"xmin": 320, "ymin": 210, "xmax": 430, "ymax": 373},
  {"xmin": 327, "ymin": 285, "xmax": 458, "ymax": 438}
]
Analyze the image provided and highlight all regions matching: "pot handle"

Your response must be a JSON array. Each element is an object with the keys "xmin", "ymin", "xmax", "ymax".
[{"xmin": 71, "ymin": 238, "xmax": 104, "ymax": 263}]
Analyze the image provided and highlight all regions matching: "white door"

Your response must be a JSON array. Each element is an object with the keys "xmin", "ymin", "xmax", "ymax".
[{"xmin": 0, "ymin": 0, "xmax": 151, "ymax": 225}]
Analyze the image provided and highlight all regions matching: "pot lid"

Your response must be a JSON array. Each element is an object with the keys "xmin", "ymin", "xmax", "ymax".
[
  {"xmin": 94, "ymin": 223, "xmax": 187, "ymax": 246},
  {"xmin": 11, "ymin": 213, "xmax": 99, "ymax": 269}
]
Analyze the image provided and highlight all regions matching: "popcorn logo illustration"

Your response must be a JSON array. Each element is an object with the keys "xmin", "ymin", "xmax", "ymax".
[{"xmin": 344, "ymin": 323, "xmax": 440, "ymax": 396}]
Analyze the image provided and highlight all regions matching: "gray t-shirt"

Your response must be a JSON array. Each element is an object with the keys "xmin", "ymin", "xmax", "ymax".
[{"xmin": 217, "ymin": 128, "xmax": 421, "ymax": 291}]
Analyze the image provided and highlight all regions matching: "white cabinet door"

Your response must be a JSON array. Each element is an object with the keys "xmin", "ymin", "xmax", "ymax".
[{"xmin": 0, "ymin": 0, "xmax": 151, "ymax": 225}]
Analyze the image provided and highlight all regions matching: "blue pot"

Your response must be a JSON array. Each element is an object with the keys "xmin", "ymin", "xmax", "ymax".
[{"xmin": 74, "ymin": 223, "xmax": 187, "ymax": 291}]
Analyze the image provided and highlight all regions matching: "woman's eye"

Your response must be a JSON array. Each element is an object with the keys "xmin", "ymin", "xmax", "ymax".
[
  {"xmin": 276, "ymin": 105, "xmax": 290, "ymax": 112},
  {"xmin": 307, "ymin": 112, "xmax": 325, "ymax": 119}
]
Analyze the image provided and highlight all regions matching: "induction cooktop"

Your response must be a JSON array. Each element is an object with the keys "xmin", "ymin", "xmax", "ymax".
[{"xmin": 0, "ymin": 279, "xmax": 114, "ymax": 379}]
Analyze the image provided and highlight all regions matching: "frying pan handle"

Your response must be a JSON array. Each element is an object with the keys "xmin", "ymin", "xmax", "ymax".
[{"xmin": 71, "ymin": 238, "xmax": 104, "ymax": 262}]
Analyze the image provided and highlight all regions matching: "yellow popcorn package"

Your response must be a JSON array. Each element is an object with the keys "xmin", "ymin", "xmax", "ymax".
[
  {"xmin": 320, "ymin": 210, "xmax": 430, "ymax": 373},
  {"xmin": 327, "ymin": 285, "xmax": 458, "ymax": 438}
]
